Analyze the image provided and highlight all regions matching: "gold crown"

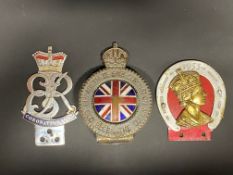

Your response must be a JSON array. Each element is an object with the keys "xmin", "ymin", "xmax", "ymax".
[
  {"xmin": 170, "ymin": 69, "xmax": 200, "ymax": 97},
  {"xmin": 102, "ymin": 42, "xmax": 128, "ymax": 68},
  {"xmin": 33, "ymin": 46, "xmax": 67, "ymax": 72}
]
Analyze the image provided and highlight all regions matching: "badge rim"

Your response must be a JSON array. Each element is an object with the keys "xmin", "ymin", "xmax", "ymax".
[{"xmin": 79, "ymin": 68, "xmax": 152, "ymax": 138}]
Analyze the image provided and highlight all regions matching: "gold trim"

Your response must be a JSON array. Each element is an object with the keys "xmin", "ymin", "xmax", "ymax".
[{"xmin": 96, "ymin": 135, "xmax": 134, "ymax": 144}]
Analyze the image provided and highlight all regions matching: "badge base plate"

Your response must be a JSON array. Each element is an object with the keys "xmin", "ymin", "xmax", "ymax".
[
  {"xmin": 96, "ymin": 135, "xmax": 134, "ymax": 144},
  {"xmin": 168, "ymin": 125, "xmax": 211, "ymax": 141},
  {"xmin": 35, "ymin": 125, "xmax": 65, "ymax": 146}
]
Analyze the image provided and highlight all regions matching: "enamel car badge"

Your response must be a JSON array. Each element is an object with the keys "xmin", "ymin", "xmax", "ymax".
[
  {"xmin": 79, "ymin": 42, "xmax": 152, "ymax": 143},
  {"xmin": 157, "ymin": 60, "xmax": 226, "ymax": 141},
  {"xmin": 22, "ymin": 46, "xmax": 77, "ymax": 146}
]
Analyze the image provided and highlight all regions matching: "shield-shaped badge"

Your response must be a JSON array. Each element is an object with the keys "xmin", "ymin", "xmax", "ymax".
[
  {"xmin": 79, "ymin": 42, "xmax": 152, "ymax": 144},
  {"xmin": 22, "ymin": 46, "xmax": 77, "ymax": 146},
  {"xmin": 157, "ymin": 60, "xmax": 226, "ymax": 141}
]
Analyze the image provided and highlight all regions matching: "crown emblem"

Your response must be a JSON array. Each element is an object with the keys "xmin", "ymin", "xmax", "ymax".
[
  {"xmin": 102, "ymin": 42, "xmax": 128, "ymax": 68},
  {"xmin": 170, "ymin": 69, "xmax": 201, "ymax": 100},
  {"xmin": 33, "ymin": 46, "xmax": 67, "ymax": 72}
]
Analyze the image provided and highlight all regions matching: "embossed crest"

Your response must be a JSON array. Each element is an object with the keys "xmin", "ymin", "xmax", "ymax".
[
  {"xmin": 22, "ymin": 46, "xmax": 77, "ymax": 146},
  {"xmin": 79, "ymin": 42, "xmax": 152, "ymax": 143},
  {"xmin": 156, "ymin": 60, "xmax": 226, "ymax": 141}
]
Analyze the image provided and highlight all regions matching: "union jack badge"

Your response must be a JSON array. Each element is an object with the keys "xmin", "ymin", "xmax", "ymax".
[
  {"xmin": 22, "ymin": 46, "xmax": 77, "ymax": 146},
  {"xmin": 156, "ymin": 60, "xmax": 226, "ymax": 141},
  {"xmin": 79, "ymin": 42, "xmax": 152, "ymax": 143}
]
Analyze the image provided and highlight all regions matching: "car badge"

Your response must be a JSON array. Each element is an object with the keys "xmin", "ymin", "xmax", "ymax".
[
  {"xmin": 79, "ymin": 42, "xmax": 152, "ymax": 144},
  {"xmin": 157, "ymin": 60, "xmax": 226, "ymax": 141},
  {"xmin": 22, "ymin": 46, "xmax": 77, "ymax": 146}
]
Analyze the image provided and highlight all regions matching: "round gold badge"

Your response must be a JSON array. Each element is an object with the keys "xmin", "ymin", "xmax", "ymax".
[{"xmin": 79, "ymin": 42, "xmax": 152, "ymax": 143}]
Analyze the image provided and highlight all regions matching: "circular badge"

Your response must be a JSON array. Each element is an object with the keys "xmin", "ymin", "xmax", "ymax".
[
  {"xmin": 79, "ymin": 43, "xmax": 152, "ymax": 142},
  {"xmin": 156, "ymin": 60, "xmax": 226, "ymax": 141}
]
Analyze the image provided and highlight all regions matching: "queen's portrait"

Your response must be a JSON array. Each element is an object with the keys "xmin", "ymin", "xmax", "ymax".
[{"xmin": 170, "ymin": 69, "xmax": 212, "ymax": 128}]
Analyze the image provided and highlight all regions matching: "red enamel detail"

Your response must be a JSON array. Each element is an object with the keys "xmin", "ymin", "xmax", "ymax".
[
  {"xmin": 52, "ymin": 55, "xmax": 65, "ymax": 60},
  {"xmin": 35, "ymin": 55, "xmax": 48, "ymax": 60},
  {"xmin": 35, "ymin": 52, "xmax": 65, "ymax": 60}
]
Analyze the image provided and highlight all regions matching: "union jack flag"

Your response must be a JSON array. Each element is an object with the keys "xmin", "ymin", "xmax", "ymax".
[{"xmin": 94, "ymin": 80, "xmax": 137, "ymax": 123}]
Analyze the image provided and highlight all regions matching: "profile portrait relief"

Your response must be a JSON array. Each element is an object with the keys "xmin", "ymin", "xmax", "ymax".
[{"xmin": 169, "ymin": 69, "xmax": 213, "ymax": 128}]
